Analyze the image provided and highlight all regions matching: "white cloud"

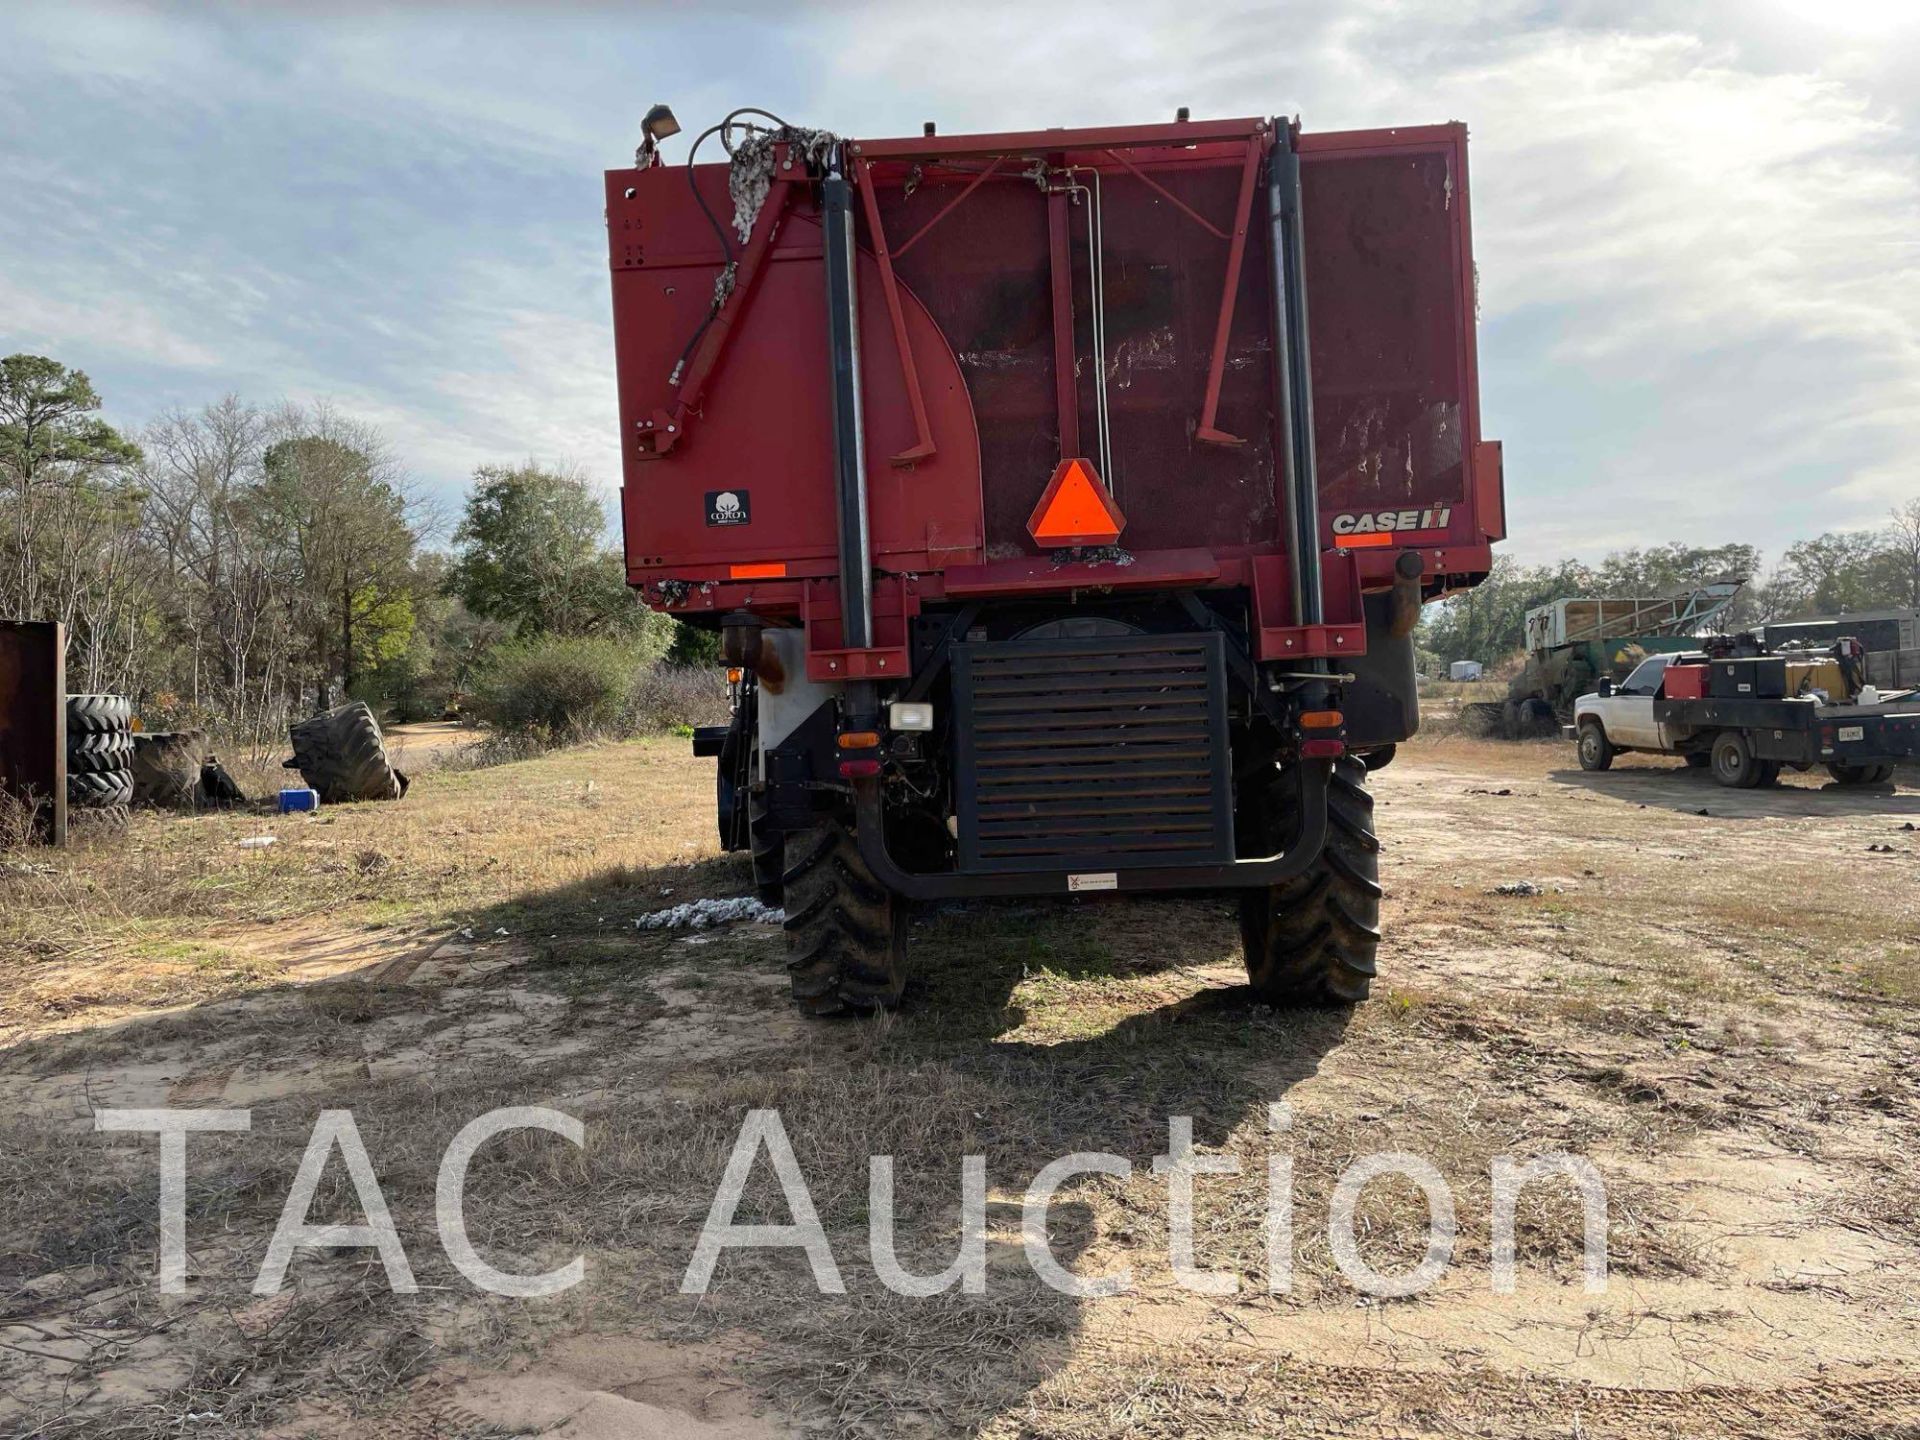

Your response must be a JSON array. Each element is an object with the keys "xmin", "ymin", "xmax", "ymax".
[
  {"xmin": 4, "ymin": 0, "xmax": 1917, "ymax": 567},
  {"xmin": 0, "ymin": 278, "xmax": 223, "ymax": 370},
  {"xmin": 823, "ymin": 0, "xmax": 1920, "ymax": 561}
]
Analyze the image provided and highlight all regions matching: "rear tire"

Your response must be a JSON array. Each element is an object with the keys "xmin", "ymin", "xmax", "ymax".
[
  {"xmin": 1238, "ymin": 755, "xmax": 1380, "ymax": 1007},
  {"xmin": 65, "ymin": 694, "xmax": 132, "ymax": 734},
  {"xmin": 1577, "ymin": 721, "xmax": 1614, "ymax": 772},
  {"xmin": 782, "ymin": 819, "xmax": 906, "ymax": 1016},
  {"xmin": 1711, "ymin": 731, "xmax": 1761, "ymax": 788},
  {"xmin": 749, "ymin": 790, "xmax": 782, "ymax": 904}
]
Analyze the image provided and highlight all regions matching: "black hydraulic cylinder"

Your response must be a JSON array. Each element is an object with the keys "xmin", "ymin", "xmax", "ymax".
[
  {"xmin": 822, "ymin": 154, "xmax": 874, "ymax": 652},
  {"xmin": 1267, "ymin": 122, "xmax": 1324, "ymax": 634}
]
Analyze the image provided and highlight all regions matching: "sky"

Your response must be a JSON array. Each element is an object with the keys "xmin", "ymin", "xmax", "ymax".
[{"xmin": 2, "ymin": 0, "xmax": 1917, "ymax": 565}]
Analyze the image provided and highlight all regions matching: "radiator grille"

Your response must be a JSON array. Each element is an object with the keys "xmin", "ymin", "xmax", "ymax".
[{"xmin": 951, "ymin": 634, "xmax": 1234, "ymax": 873}]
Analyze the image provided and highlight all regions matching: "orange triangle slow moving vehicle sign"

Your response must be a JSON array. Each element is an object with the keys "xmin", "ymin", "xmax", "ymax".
[{"xmin": 1027, "ymin": 458, "xmax": 1126, "ymax": 548}]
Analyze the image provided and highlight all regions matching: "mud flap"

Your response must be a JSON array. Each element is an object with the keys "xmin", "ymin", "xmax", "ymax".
[{"xmin": 1343, "ymin": 592, "xmax": 1419, "ymax": 750}]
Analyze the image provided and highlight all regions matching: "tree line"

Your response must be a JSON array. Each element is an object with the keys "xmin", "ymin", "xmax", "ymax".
[
  {"xmin": 9, "ymin": 349, "xmax": 1914, "ymax": 715},
  {"xmin": 0, "ymin": 354, "xmax": 681, "ymax": 747},
  {"xmin": 1422, "ymin": 516, "xmax": 1920, "ymax": 668}
]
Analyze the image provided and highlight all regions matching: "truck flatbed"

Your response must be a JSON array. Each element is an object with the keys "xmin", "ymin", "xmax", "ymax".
[{"xmin": 1570, "ymin": 650, "xmax": 1919, "ymax": 788}]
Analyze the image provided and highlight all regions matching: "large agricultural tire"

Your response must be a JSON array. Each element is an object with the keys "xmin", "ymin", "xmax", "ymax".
[
  {"xmin": 1517, "ymin": 698, "xmax": 1558, "ymax": 738},
  {"xmin": 287, "ymin": 702, "xmax": 407, "ymax": 804},
  {"xmin": 67, "ymin": 730, "xmax": 135, "ymax": 774},
  {"xmin": 65, "ymin": 694, "xmax": 132, "ymax": 734},
  {"xmin": 1577, "ymin": 721, "xmax": 1614, "ymax": 772},
  {"xmin": 1238, "ymin": 755, "xmax": 1381, "ymax": 1007},
  {"xmin": 782, "ymin": 818, "xmax": 907, "ymax": 1017},
  {"xmin": 131, "ymin": 730, "xmax": 207, "ymax": 807},
  {"xmin": 67, "ymin": 768, "xmax": 133, "ymax": 809},
  {"xmin": 749, "ymin": 790, "xmax": 783, "ymax": 904},
  {"xmin": 1711, "ymin": 731, "xmax": 1762, "ymax": 789}
]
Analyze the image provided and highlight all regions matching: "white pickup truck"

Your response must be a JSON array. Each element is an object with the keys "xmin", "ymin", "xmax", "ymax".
[{"xmin": 1572, "ymin": 652, "xmax": 1917, "ymax": 789}]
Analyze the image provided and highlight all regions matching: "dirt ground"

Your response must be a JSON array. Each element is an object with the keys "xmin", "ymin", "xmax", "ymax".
[{"xmin": 3, "ymin": 735, "xmax": 1918, "ymax": 1437}]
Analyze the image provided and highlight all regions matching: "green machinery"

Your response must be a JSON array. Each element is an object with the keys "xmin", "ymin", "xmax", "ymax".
[{"xmin": 1473, "ymin": 581, "xmax": 1745, "ymax": 736}]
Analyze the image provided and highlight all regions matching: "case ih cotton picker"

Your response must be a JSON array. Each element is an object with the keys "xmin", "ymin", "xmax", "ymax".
[{"xmin": 606, "ymin": 107, "xmax": 1505, "ymax": 1015}]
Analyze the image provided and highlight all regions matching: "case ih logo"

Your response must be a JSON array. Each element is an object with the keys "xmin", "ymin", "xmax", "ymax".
[
  {"xmin": 705, "ymin": 490, "xmax": 749, "ymax": 526},
  {"xmin": 1331, "ymin": 507, "xmax": 1451, "ymax": 536}
]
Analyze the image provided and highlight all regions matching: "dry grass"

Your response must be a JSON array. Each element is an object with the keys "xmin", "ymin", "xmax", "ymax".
[
  {"xmin": 0, "ymin": 738, "xmax": 715, "ymax": 1039},
  {"xmin": 4, "ymin": 736, "xmax": 1919, "ymax": 1437}
]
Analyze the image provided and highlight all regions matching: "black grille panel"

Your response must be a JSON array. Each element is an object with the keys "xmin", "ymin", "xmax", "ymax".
[{"xmin": 952, "ymin": 634, "xmax": 1234, "ymax": 873}]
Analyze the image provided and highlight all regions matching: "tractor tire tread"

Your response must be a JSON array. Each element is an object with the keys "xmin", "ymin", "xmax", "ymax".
[
  {"xmin": 782, "ymin": 819, "xmax": 905, "ymax": 1016},
  {"xmin": 1239, "ymin": 754, "xmax": 1381, "ymax": 1008}
]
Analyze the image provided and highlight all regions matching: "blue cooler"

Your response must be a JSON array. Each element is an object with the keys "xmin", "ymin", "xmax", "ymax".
[{"xmin": 278, "ymin": 787, "xmax": 320, "ymax": 814}]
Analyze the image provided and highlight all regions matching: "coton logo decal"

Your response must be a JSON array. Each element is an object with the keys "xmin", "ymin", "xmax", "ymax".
[
  {"xmin": 706, "ymin": 490, "xmax": 750, "ymax": 526},
  {"xmin": 1331, "ymin": 507, "xmax": 1451, "ymax": 535}
]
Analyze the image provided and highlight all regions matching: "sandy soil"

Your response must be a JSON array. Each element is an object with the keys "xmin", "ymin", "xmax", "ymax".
[{"xmin": 3, "ymin": 737, "xmax": 1917, "ymax": 1436}]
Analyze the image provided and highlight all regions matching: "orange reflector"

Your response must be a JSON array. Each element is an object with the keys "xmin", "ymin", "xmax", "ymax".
[
  {"xmin": 1336, "ymin": 532, "xmax": 1395, "ymax": 548},
  {"xmin": 726, "ymin": 667, "xmax": 743, "ymax": 684},
  {"xmin": 730, "ymin": 562, "xmax": 787, "ymax": 578},
  {"xmin": 837, "ymin": 731, "xmax": 881, "ymax": 750},
  {"xmin": 1028, "ymin": 458, "xmax": 1126, "ymax": 548},
  {"xmin": 1299, "ymin": 710, "xmax": 1344, "ymax": 730}
]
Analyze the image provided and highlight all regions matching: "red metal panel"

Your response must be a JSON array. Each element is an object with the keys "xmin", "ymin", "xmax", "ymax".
[
  {"xmin": 608, "ymin": 115, "xmax": 1501, "ymax": 650},
  {"xmin": 1665, "ymin": 664, "xmax": 1709, "ymax": 701},
  {"xmin": 609, "ymin": 173, "xmax": 984, "ymax": 578},
  {"xmin": 853, "ymin": 160, "xmax": 936, "ymax": 465},
  {"xmin": 943, "ymin": 549, "xmax": 1218, "ymax": 599},
  {"xmin": 0, "ymin": 620, "xmax": 65, "ymax": 846},
  {"xmin": 854, "ymin": 117, "xmax": 1265, "ymax": 160},
  {"xmin": 1194, "ymin": 136, "xmax": 1265, "ymax": 446}
]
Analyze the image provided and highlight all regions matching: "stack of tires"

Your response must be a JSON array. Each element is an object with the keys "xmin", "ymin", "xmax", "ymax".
[{"xmin": 66, "ymin": 694, "xmax": 135, "ymax": 810}]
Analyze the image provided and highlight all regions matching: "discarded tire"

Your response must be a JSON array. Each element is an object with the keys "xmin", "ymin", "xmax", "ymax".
[
  {"xmin": 782, "ymin": 818, "xmax": 906, "ymax": 1016},
  {"xmin": 67, "ymin": 730, "xmax": 135, "ymax": 774},
  {"xmin": 65, "ymin": 694, "xmax": 133, "ymax": 734},
  {"xmin": 132, "ymin": 730, "xmax": 207, "ymax": 806},
  {"xmin": 287, "ymin": 702, "xmax": 408, "ymax": 803},
  {"xmin": 64, "ymin": 695, "xmax": 134, "ymax": 807},
  {"xmin": 68, "ymin": 768, "xmax": 134, "ymax": 809}
]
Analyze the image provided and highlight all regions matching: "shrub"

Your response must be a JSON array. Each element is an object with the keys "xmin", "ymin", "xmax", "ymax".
[
  {"xmin": 626, "ymin": 665, "xmax": 728, "ymax": 732},
  {"xmin": 471, "ymin": 635, "xmax": 644, "ymax": 740}
]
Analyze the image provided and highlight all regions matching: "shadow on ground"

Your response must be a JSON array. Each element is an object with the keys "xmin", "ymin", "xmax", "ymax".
[
  {"xmin": 1, "ymin": 844, "xmax": 1350, "ymax": 1437},
  {"xmin": 1549, "ymin": 762, "xmax": 1920, "ymax": 819}
]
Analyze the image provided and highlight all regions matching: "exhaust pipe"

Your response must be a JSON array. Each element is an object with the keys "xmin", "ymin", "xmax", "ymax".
[{"xmin": 822, "ymin": 147, "xmax": 874, "ymax": 653}]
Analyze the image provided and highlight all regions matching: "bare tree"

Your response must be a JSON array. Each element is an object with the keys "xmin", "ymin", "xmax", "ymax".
[{"xmin": 1889, "ymin": 497, "xmax": 1920, "ymax": 611}]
